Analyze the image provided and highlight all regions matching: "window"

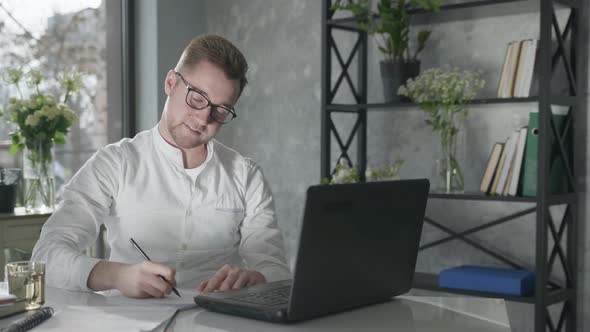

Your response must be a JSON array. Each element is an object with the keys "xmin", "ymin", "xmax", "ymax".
[{"xmin": 0, "ymin": 0, "xmax": 129, "ymax": 202}]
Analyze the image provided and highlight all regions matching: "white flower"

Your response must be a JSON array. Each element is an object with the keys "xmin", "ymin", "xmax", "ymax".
[{"xmin": 25, "ymin": 113, "xmax": 40, "ymax": 127}]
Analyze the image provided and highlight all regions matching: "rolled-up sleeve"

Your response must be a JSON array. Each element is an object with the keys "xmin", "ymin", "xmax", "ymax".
[
  {"xmin": 31, "ymin": 146, "xmax": 120, "ymax": 291},
  {"xmin": 238, "ymin": 163, "xmax": 291, "ymax": 282}
]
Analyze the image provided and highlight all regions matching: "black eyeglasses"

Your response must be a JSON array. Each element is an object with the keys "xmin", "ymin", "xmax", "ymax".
[{"xmin": 174, "ymin": 71, "xmax": 237, "ymax": 124}]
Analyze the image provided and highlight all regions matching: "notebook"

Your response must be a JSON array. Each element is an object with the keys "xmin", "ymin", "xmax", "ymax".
[
  {"xmin": 0, "ymin": 306, "xmax": 53, "ymax": 331},
  {"xmin": 194, "ymin": 179, "xmax": 430, "ymax": 323}
]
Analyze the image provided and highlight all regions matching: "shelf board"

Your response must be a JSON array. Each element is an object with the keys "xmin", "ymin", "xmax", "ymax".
[
  {"xmin": 409, "ymin": 0, "xmax": 529, "ymax": 14},
  {"xmin": 413, "ymin": 272, "xmax": 572, "ymax": 304},
  {"xmin": 326, "ymin": 97, "xmax": 538, "ymax": 112},
  {"xmin": 428, "ymin": 192, "xmax": 537, "ymax": 202},
  {"xmin": 427, "ymin": 192, "xmax": 578, "ymax": 204},
  {"xmin": 328, "ymin": 0, "xmax": 575, "ymax": 31},
  {"xmin": 0, "ymin": 207, "xmax": 52, "ymax": 220},
  {"xmin": 327, "ymin": 0, "xmax": 533, "ymax": 30}
]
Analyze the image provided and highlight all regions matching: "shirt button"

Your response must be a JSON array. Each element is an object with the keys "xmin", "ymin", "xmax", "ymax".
[
  {"xmin": 186, "ymin": 210, "xmax": 192, "ymax": 217},
  {"xmin": 181, "ymin": 244, "xmax": 188, "ymax": 250},
  {"xmin": 179, "ymin": 262, "xmax": 185, "ymax": 268}
]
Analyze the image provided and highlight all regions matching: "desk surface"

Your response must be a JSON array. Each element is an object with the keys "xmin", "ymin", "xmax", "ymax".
[
  {"xmin": 0, "ymin": 287, "xmax": 511, "ymax": 332},
  {"xmin": 0, "ymin": 207, "xmax": 51, "ymax": 221}
]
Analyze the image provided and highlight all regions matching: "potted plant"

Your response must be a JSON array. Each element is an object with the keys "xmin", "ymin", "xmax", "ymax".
[
  {"xmin": 332, "ymin": 0, "xmax": 441, "ymax": 102},
  {"xmin": 322, "ymin": 158, "xmax": 404, "ymax": 184},
  {"xmin": 365, "ymin": 158, "xmax": 404, "ymax": 181},
  {"xmin": 398, "ymin": 67, "xmax": 485, "ymax": 193}
]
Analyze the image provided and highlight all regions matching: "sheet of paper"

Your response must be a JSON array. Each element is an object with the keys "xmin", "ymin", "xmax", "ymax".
[
  {"xmin": 99, "ymin": 288, "xmax": 199, "ymax": 308},
  {"xmin": 34, "ymin": 306, "xmax": 178, "ymax": 332}
]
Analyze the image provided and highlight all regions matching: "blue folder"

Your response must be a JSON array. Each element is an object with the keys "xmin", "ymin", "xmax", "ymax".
[{"xmin": 439, "ymin": 265, "xmax": 535, "ymax": 296}]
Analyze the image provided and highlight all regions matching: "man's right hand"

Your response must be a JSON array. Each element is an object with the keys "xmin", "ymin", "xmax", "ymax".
[{"xmin": 88, "ymin": 260, "xmax": 177, "ymax": 298}]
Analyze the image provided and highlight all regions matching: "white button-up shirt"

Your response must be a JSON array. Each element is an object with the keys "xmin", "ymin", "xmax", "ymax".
[{"xmin": 31, "ymin": 125, "xmax": 291, "ymax": 291}]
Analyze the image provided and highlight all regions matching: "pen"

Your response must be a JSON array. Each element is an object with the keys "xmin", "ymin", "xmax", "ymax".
[{"xmin": 129, "ymin": 237, "xmax": 181, "ymax": 297}]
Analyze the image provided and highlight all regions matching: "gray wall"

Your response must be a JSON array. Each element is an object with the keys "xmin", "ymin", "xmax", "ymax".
[
  {"xmin": 136, "ymin": 1, "xmax": 588, "ymax": 331},
  {"xmin": 204, "ymin": 0, "xmax": 322, "ymax": 266},
  {"xmin": 134, "ymin": 0, "xmax": 207, "ymax": 132}
]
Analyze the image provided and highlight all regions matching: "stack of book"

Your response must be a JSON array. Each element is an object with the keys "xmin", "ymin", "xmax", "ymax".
[
  {"xmin": 480, "ymin": 112, "xmax": 569, "ymax": 197},
  {"xmin": 480, "ymin": 127, "xmax": 528, "ymax": 196},
  {"xmin": 0, "ymin": 294, "xmax": 26, "ymax": 318},
  {"xmin": 497, "ymin": 39, "xmax": 538, "ymax": 98}
]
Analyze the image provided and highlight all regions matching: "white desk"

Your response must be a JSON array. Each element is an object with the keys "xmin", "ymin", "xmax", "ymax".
[{"xmin": 0, "ymin": 287, "xmax": 511, "ymax": 331}]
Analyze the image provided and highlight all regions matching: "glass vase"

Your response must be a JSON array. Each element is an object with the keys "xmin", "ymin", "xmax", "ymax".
[
  {"xmin": 436, "ymin": 132, "xmax": 464, "ymax": 193},
  {"xmin": 23, "ymin": 141, "xmax": 55, "ymax": 213}
]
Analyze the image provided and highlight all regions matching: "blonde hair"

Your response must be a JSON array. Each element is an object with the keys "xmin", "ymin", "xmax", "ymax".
[{"xmin": 175, "ymin": 34, "xmax": 248, "ymax": 94}]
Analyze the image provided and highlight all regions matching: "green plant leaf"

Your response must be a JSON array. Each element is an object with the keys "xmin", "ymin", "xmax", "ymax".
[
  {"xmin": 9, "ymin": 144, "xmax": 22, "ymax": 155},
  {"xmin": 416, "ymin": 30, "xmax": 431, "ymax": 53},
  {"xmin": 54, "ymin": 132, "xmax": 66, "ymax": 145}
]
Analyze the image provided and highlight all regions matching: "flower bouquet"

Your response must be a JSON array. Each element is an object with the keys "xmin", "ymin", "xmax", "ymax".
[
  {"xmin": 398, "ymin": 67, "xmax": 485, "ymax": 192},
  {"xmin": 1, "ymin": 69, "xmax": 80, "ymax": 212}
]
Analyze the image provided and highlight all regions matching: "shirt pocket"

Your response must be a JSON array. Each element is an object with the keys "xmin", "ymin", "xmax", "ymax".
[
  {"xmin": 214, "ymin": 194, "xmax": 246, "ymax": 214},
  {"xmin": 213, "ymin": 194, "xmax": 246, "ymax": 232},
  {"xmin": 190, "ymin": 194, "xmax": 246, "ymax": 250}
]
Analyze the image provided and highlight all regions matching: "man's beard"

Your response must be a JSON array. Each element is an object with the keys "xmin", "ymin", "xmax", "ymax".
[{"xmin": 169, "ymin": 122, "xmax": 208, "ymax": 149}]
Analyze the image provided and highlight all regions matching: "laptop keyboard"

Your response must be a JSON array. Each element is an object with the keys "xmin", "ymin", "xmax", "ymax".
[{"xmin": 230, "ymin": 285, "xmax": 290, "ymax": 307}]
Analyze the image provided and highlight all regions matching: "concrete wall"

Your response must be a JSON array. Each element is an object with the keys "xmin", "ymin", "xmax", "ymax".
[
  {"xmin": 134, "ymin": 0, "xmax": 207, "ymax": 132},
  {"xmin": 204, "ymin": 0, "xmax": 322, "ymax": 265},
  {"xmin": 137, "ymin": 1, "xmax": 588, "ymax": 331}
]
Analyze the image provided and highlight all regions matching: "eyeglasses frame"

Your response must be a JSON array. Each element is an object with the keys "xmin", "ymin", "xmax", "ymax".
[{"xmin": 174, "ymin": 71, "xmax": 237, "ymax": 124}]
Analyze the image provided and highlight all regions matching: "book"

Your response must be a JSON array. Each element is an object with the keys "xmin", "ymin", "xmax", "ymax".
[
  {"xmin": 497, "ymin": 41, "xmax": 517, "ymax": 98},
  {"xmin": 0, "ymin": 294, "xmax": 16, "ymax": 306},
  {"xmin": 512, "ymin": 39, "xmax": 527, "ymax": 97},
  {"xmin": 479, "ymin": 143, "xmax": 504, "ymax": 193},
  {"xmin": 439, "ymin": 265, "xmax": 535, "ymax": 296},
  {"xmin": 0, "ymin": 299, "xmax": 26, "ymax": 319},
  {"xmin": 495, "ymin": 131, "xmax": 519, "ymax": 195},
  {"xmin": 507, "ymin": 127, "xmax": 528, "ymax": 196},
  {"xmin": 497, "ymin": 42, "xmax": 512, "ymax": 98},
  {"xmin": 490, "ymin": 136, "xmax": 510, "ymax": 194},
  {"xmin": 0, "ymin": 306, "xmax": 52, "ymax": 331},
  {"xmin": 502, "ymin": 153, "xmax": 516, "ymax": 196},
  {"xmin": 514, "ymin": 39, "xmax": 538, "ymax": 97},
  {"xmin": 497, "ymin": 40, "xmax": 524, "ymax": 98},
  {"xmin": 510, "ymin": 40, "xmax": 526, "ymax": 97},
  {"xmin": 520, "ymin": 112, "xmax": 569, "ymax": 197},
  {"xmin": 512, "ymin": 39, "xmax": 530, "ymax": 97}
]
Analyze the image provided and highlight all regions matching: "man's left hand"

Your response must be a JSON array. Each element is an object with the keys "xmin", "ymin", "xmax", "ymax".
[{"xmin": 198, "ymin": 264, "xmax": 266, "ymax": 293}]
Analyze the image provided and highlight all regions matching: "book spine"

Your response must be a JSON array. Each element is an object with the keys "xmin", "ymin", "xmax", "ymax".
[
  {"xmin": 491, "ymin": 139, "xmax": 509, "ymax": 194},
  {"xmin": 509, "ymin": 40, "xmax": 525, "ymax": 97},
  {"xmin": 513, "ymin": 39, "xmax": 529, "ymax": 97},
  {"xmin": 480, "ymin": 143, "xmax": 504, "ymax": 193},
  {"xmin": 495, "ymin": 131, "xmax": 519, "ymax": 195},
  {"xmin": 497, "ymin": 42, "xmax": 514, "ymax": 98},
  {"xmin": 508, "ymin": 127, "xmax": 528, "ymax": 196}
]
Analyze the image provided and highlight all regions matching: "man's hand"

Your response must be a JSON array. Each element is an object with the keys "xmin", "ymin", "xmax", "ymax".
[
  {"xmin": 198, "ymin": 264, "xmax": 265, "ymax": 293},
  {"xmin": 88, "ymin": 260, "xmax": 177, "ymax": 298}
]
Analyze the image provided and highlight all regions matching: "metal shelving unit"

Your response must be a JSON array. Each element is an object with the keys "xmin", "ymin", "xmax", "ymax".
[{"xmin": 321, "ymin": 1, "xmax": 586, "ymax": 331}]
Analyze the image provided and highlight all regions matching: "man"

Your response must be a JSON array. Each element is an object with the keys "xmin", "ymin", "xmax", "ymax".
[{"xmin": 31, "ymin": 34, "xmax": 290, "ymax": 298}]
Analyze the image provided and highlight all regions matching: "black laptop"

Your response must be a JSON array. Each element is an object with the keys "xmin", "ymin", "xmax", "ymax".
[{"xmin": 194, "ymin": 179, "xmax": 430, "ymax": 323}]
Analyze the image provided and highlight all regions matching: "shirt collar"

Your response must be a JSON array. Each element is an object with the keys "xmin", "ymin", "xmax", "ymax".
[{"xmin": 152, "ymin": 123, "xmax": 215, "ymax": 169}]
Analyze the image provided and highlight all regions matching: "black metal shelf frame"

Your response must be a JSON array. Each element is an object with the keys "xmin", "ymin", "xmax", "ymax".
[{"xmin": 321, "ymin": 1, "xmax": 586, "ymax": 331}]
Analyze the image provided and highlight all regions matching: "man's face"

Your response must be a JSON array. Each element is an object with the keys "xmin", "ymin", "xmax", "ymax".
[{"xmin": 161, "ymin": 60, "xmax": 240, "ymax": 150}]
